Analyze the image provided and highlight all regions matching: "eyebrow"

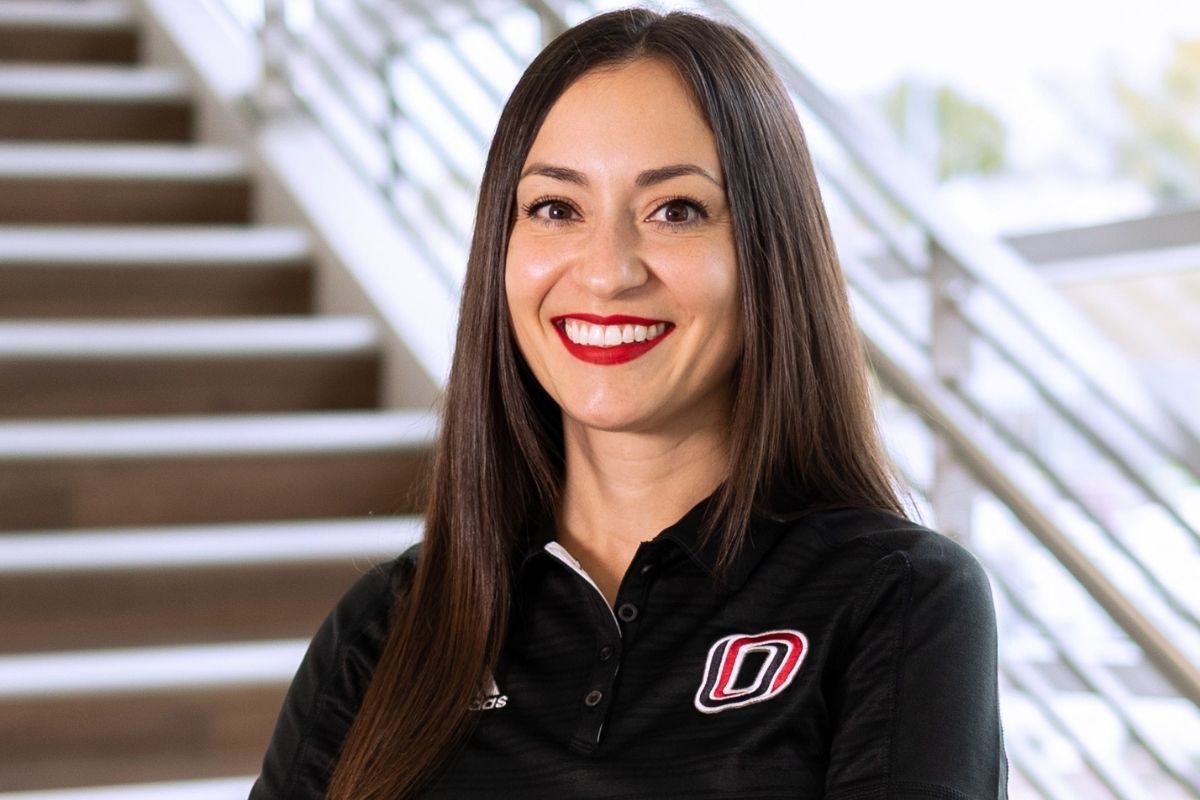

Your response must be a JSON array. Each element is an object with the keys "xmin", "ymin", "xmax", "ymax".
[
  {"xmin": 518, "ymin": 162, "xmax": 723, "ymax": 188},
  {"xmin": 519, "ymin": 164, "xmax": 588, "ymax": 185},
  {"xmin": 635, "ymin": 164, "xmax": 723, "ymax": 188}
]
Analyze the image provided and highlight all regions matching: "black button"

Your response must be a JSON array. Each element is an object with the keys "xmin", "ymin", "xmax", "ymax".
[
  {"xmin": 617, "ymin": 603, "xmax": 638, "ymax": 622},
  {"xmin": 584, "ymin": 689, "xmax": 604, "ymax": 706},
  {"xmin": 599, "ymin": 645, "xmax": 614, "ymax": 662},
  {"xmin": 640, "ymin": 562, "xmax": 655, "ymax": 576}
]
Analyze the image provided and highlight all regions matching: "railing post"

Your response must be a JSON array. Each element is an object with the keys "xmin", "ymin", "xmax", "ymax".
[
  {"xmin": 929, "ymin": 240, "xmax": 977, "ymax": 543},
  {"xmin": 529, "ymin": 0, "xmax": 569, "ymax": 46},
  {"xmin": 255, "ymin": 0, "xmax": 293, "ymax": 117},
  {"xmin": 382, "ymin": 37, "xmax": 403, "ymax": 204}
]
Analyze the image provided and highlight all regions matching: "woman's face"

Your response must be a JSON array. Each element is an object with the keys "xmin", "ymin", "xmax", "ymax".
[{"xmin": 505, "ymin": 58, "xmax": 741, "ymax": 439}]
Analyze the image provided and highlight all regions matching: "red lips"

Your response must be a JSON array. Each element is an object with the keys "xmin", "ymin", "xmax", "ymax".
[{"xmin": 551, "ymin": 314, "xmax": 674, "ymax": 365}]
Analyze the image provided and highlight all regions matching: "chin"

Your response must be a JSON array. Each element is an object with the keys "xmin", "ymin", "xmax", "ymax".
[{"xmin": 561, "ymin": 404, "xmax": 655, "ymax": 435}]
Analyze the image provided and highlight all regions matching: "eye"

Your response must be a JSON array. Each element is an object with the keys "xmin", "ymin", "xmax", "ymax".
[
  {"xmin": 647, "ymin": 197, "xmax": 709, "ymax": 226},
  {"xmin": 523, "ymin": 197, "xmax": 579, "ymax": 224}
]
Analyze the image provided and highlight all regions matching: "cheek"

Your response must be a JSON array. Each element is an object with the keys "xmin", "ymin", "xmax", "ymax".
[
  {"xmin": 504, "ymin": 233, "xmax": 562, "ymax": 322},
  {"xmin": 504, "ymin": 234, "xmax": 564, "ymax": 381},
  {"xmin": 503, "ymin": 242, "xmax": 536, "ymax": 339},
  {"xmin": 682, "ymin": 242, "xmax": 742, "ymax": 370},
  {"xmin": 666, "ymin": 240, "xmax": 740, "ymax": 325}
]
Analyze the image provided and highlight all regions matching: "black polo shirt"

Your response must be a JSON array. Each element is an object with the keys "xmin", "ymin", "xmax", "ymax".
[{"xmin": 250, "ymin": 498, "xmax": 1008, "ymax": 799}]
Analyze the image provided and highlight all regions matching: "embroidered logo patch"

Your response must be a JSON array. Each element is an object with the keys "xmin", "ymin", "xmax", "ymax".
[{"xmin": 694, "ymin": 630, "xmax": 808, "ymax": 714}]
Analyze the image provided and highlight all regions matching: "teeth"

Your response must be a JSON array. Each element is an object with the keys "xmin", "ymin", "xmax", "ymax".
[{"xmin": 563, "ymin": 320, "xmax": 667, "ymax": 348}]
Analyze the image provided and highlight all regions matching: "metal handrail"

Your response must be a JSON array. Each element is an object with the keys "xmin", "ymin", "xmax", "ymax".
[
  {"xmin": 1002, "ymin": 657, "xmax": 1150, "ymax": 799},
  {"xmin": 862, "ymin": 315, "xmax": 1200, "ymax": 707},
  {"xmin": 884, "ymin": 395, "xmax": 1200, "ymax": 797},
  {"xmin": 408, "ymin": 0, "xmax": 525, "ymax": 103},
  {"xmin": 305, "ymin": 3, "xmax": 479, "ymax": 194},
  {"xmin": 1003, "ymin": 732, "xmax": 1085, "ymax": 800},
  {"xmin": 993, "ymin": 571, "xmax": 1197, "ymax": 789},
  {"xmin": 838, "ymin": 229, "xmax": 1200, "ymax": 633},
  {"xmin": 711, "ymin": 2, "xmax": 1200, "ymax": 523},
  {"xmin": 706, "ymin": 0, "xmax": 1200, "ymax": 481},
  {"xmin": 878, "ymin": 366, "xmax": 1200, "ymax": 797}
]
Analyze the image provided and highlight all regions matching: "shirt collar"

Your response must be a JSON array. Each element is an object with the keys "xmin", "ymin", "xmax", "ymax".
[
  {"xmin": 516, "ymin": 487, "xmax": 805, "ymax": 593},
  {"xmin": 655, "ymin": 490, "xmax": 796, "ymax": 592}
]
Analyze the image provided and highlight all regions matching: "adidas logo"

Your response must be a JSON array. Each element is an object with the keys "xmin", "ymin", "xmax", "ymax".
[
  {"xmin": 469, "ymin": 693, "xmax": 508, "ymax": 711},
  {"xmin": 469, "ymin": 675, "xmax": 508, "ymax": 711}
]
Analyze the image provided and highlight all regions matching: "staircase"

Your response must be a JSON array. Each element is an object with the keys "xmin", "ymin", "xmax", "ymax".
[{"xmin": 0, "ymin": 1, "xmax": 430, "ymax": 794}]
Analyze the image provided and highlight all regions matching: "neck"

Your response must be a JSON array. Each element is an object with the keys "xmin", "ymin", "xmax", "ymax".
[{"xmin": 554, "ymin": 414, "xmax": 730, "ymax": 602}]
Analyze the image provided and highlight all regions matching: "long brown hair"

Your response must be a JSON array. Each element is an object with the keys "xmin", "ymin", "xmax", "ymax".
[{"xmin": 326, "ymin": 8, "xmax": 902, "ymax": 798}]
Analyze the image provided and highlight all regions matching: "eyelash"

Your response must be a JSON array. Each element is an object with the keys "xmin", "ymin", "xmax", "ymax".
[
  {"xmin": 650, "ymin": 195, "xmax": 710, "ymax": 228},
  {"xmin": 520, "ymin": 196, "xmax": 577, "ymax": 227},
  {"xmin": 519, "ymin": 195, "xmax": 711, "ymax": 228}
]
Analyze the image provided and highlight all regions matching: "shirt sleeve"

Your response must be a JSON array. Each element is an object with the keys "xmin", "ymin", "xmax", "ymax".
[
  {"xmin": 248, "ymin": 555, "xmax": 409, "ymax": 800},
  {"xmin": 823, "ymin": 532, "xmax": 1008, "ymax": 800}
]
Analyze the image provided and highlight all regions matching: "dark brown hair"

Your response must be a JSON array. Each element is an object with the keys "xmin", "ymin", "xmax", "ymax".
[{"xmin": 326, "ymin": 8, "xmax": 902, "ymax": 798}]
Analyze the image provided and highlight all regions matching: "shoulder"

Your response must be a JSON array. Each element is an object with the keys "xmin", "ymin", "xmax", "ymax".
[
  {"xmin": 798, "ymin": 505, "xmax": 986, "ymax": 580},
  {"xmin": 339, "ymin": 542, "xmax": 420, "ymax": 614},
  {"xmin": 794, "ymin": 510, "xmax": 1007, "ymax": 797},
  {"xmin": 321, "ymin": 542, "xmax": 419, "ymax": 632},
  {"xmin": 299, "ymin": 540, "xmax": 422, "ymax": 695},
  {"xmin": 773, "ymin": 506, "xmax": 994, "ymax": 621},
  {"xmin": 248, "ymin": 543, "xmax": 421, "ymax": 800}
]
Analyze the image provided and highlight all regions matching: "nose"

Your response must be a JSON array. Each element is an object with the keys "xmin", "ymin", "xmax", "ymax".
[{"xmin": 572, "ymin": 215, "xmax": 648, "ymax": 299}]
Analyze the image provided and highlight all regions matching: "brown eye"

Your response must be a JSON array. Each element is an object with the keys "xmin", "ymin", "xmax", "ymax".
[
  {"xmin": 546, "ymin": 201, "xmax": 574, "ymax": 220},
  {"xmin": 521, "ymin": 198, "xmax": 580, "ymax": 225},
  {"xmin": 663, "ymin": 201, "xmax": 692, "ymax": 223},
  {"xmin": 649, "ymin": 198, "xmax": 707, "ymax": 226}
]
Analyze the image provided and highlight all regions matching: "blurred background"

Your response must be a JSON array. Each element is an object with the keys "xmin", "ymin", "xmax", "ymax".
[{"xmin": 0, "ymin": 0, "xmax": 1196, "ymax": 797}]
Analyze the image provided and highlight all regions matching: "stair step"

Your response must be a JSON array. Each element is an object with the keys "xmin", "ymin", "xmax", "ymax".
[
  {"xmin": 0, "ymin": 640, "xmax": 301, "ymax": 791},
  {"xmin": 0, "ymin": 317, "xmax": 383, "ymax": 416},
  {"xmin": 0, "ymin": 1, "xmax": 137, "ymax": 65},
  {"xmin": 0, "ymin": 516, "xmax": 420, "ymax": 652},
  {"xmin": 0, "ymin": 226, "xmax": 312, "ymax": 318},
  {"xmin": 0, "ymin": 65, "xmax": 191, "ymax": 141},
  {"xmin": 0, "ymin": 144, "xmax": 248, "ymax": 223},
  {"xmin": 0, "ymin": 315, "xmax": 378, "ymax": 356},
  {"xmin": 0, "ymin": 775, "xmax": 254, "ymax": 800},
  {"xmin": 0, "ymin": 410, "xmax": 435, "ymax": 530}
]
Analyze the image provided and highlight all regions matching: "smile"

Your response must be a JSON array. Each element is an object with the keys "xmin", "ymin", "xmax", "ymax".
[{"xmin": 551, "ymin": 314, "xmax": 674, "ymax": 365}]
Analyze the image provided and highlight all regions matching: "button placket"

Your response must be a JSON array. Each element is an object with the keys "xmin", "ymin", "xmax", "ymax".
[
  {"xmin": 612, "ymin": 546, "xmax": 659, "ymax": 643},
  {"xmin": 542, "ymin": 543, "xmax": 625, "ymax": 753},
  {"xmin": 579, "ymin": 546, "xmax": 659, "ymax": 748},
  {"xmin": 546, "ymin": 540, "xmax": 662, "ymax": 753}
]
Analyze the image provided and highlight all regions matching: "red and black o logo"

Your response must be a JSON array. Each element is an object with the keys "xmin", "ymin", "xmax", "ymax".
[{"xmin": 694, "ymin": 630, "xmax": 808, "ymax": 714}]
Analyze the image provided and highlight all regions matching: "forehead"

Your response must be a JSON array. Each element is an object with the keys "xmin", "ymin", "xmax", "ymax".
[{"xmin": 522, "ymin": 58, "xmax": 721, "ymax": 179}]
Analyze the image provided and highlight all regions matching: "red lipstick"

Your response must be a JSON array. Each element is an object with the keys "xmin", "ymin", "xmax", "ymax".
[{"xmin": 551, "ymin": 314, "xmax": 674, "ymax": 365}]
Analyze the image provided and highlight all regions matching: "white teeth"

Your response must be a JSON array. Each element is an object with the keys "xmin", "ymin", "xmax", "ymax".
[{"xmin": 562, "ymin": 320, "xmax": 668, "ymax": 348}]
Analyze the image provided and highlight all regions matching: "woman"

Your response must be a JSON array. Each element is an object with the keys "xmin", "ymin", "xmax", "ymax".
[{"xmin": 252, "ymin": 8, "xmax": 1007, "ymax": 799}]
